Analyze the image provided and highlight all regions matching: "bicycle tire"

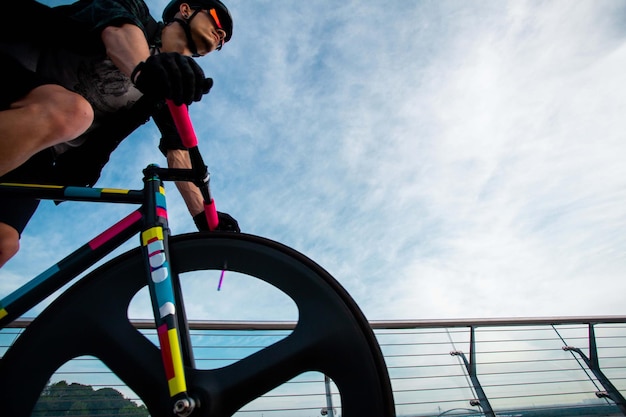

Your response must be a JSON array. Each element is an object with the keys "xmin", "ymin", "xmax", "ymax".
[{"xmin": 0, "ymin": 232, "xmax": 395, "ymax": 416}]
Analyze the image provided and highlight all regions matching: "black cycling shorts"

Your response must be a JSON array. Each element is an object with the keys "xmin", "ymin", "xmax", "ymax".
[
  {"xmin": 0, "ymin": 51, "xmax": 48, "ymax": 110},
  {"xmin": 0, "ymin": 149, "xmax": 55, "ymax": 236},
  {"xmin": 0, "ymin": 52, "xmax": 53, "ymax": 234},
  {"xmin": 0, "ymin": 197, "xmax": 40, "ymax": 236},
  {"xmin": 0, "ymin": 152, "xmax": 54, "ymax": 235}
]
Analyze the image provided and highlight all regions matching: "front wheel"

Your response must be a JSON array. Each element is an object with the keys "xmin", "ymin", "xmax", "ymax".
[{"xmin": 0, "ymin": 232, "xmax": 395, "ymax": 416}]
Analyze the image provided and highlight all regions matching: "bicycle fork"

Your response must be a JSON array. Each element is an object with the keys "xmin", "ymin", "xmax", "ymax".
[{"xmin": 141, "ymin": 167, "xmax": 196, "ymax": 416}]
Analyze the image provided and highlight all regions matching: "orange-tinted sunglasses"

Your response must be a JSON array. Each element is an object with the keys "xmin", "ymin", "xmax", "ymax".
[{"xmin": 208, "ymin": 8, "xmax": 225, "ymax": 50}]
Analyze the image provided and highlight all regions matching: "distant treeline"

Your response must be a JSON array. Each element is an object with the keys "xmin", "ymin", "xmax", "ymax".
[
  {"xmin": 29, "ymin": 381, "xmax": 624, "ymax": 417},
  {"xmin": 32, "ymin": 381, "xmax": 148, "ymax": 416}
]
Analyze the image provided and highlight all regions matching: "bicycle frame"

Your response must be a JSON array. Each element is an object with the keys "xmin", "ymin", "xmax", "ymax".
[
  {"xmin": 0, "ymin": 102, "xmax": 213, "ymax": 416},
  {"xmin": 0, "ymin": 183, "xmax": 144, "ymax": 325},
  {"xmin": 0, "ymin": 101, "xmax": 397, "ymax": 416},
  {"xmin": 0, "ymin": 165, "xmax": 201, "ymax": 414}
]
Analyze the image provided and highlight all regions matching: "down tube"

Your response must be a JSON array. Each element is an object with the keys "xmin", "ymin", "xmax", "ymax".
[{"xmin": 0, "ymin": 209, "xmax": 143, "ymax": 328}]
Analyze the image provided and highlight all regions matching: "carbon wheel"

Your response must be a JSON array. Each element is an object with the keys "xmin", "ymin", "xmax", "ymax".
[{"xmin": 0, "ymin": 232, "xmax": 395, "ymax": 416}]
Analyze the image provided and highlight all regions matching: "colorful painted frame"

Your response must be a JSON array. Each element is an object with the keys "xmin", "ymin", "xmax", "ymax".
[{"xmin": 0, "ymin": 102, "xmax": 212, "ymax": 415}]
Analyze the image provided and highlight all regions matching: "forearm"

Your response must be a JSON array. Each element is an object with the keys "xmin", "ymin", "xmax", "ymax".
[
  {"xmin": 101, "ymin": 23, "xmax": 150, "ymax": 77},
  {"xmin": 166, "ymin": 149, "xmax": 205, "ymax": 216}
]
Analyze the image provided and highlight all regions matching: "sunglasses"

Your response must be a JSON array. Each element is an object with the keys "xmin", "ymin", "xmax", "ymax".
[{"xmin": 207, "ymin": 8, "xmax": 225, "ymax": 51}]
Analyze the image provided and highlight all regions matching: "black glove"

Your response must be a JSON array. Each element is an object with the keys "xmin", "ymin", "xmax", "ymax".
[
  {"xmin": 131, "ymin": 53, "xmax": 213, "ymax": 106},
  {"xmin": 193, "ymin": 211, "xmax": 241, "ymax": 233}
]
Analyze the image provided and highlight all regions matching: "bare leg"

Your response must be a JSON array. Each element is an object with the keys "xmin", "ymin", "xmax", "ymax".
[
  {"xmin": 0, "ymin": 84, "xmax": 94, "ymax": 177},
  {"xmin": 0, "ymin": 222, "xmax": 19, "ymax": 268}
]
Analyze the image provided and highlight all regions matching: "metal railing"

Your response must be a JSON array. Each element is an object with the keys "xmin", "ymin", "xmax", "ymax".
[{"xmin": 2, "ymin": 316, "xmax": 625, "ymax": 416}]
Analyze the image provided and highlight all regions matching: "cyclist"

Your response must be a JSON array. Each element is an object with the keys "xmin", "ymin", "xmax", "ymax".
[{"xmin": 0, "ymin": 0, "xmax": 238, "ymax": 268}]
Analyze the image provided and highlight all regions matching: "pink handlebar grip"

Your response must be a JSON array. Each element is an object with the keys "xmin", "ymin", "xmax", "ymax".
[
  {"xmin": 204, "ymin": 200, "xmax": 219, "ymax": 231},
  {"xmin": 166, "ymin": 100, "xmax": 198, "ymax": 148}
]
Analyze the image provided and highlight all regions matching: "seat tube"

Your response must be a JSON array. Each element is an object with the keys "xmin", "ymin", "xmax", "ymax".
[{"xmin": 140, "ymin": 166, "xmax": 195, "ymax": 414}]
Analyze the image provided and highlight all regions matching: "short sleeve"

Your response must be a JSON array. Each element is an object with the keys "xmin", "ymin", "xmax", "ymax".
[{"xmin": 55, "ymin": 0, "xmax": 153, "ymax": 36}]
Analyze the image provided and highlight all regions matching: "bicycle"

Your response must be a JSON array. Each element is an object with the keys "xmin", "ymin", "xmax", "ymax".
[{"xmin": 0, "ymin": 102, "xmax": 396, "ymax": 417}]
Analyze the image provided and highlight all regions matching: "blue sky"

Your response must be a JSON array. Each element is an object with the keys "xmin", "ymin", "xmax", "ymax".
[{"xmin": 3, "ymin": 0, "xmax": 626, "ymax": 323}]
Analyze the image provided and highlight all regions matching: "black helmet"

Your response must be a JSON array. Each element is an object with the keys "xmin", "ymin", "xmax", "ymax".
[{"xmin": 163, "ymin": 0, "xmax": 233, "ymax": 43}]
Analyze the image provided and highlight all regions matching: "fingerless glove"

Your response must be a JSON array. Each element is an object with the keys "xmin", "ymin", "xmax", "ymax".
[
  {"xmin": 193, "ymin": 211, "xmax": 241, "ymax": 233},
  {"xmin": 132, "ymin": 53, "xmax": 213, "ymax": 105}
]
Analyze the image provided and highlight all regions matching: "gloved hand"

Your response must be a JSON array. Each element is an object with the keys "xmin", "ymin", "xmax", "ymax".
[
  {"xmin": 193, "ymin": 211, "xmax": 241, "ymax": 233},
  {"xmin": 131, "ymin": 53, "xmax": 213, "ymax": 106}
]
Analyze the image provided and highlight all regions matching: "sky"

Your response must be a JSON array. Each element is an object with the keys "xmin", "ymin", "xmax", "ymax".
[{"xmin": 3, "ymin": 0, "xmax": 626, "ymax": 323}]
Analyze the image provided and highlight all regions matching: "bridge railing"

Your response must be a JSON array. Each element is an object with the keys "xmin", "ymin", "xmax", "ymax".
[{"xmin": 1, "ymin": 316, "xmax": 625, "ymax": 416}]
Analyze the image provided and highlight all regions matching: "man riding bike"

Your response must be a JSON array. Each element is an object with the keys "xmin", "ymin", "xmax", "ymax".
[{"xmin": 0, "ymin": 0, "xmax": 238, "ymax": 268}]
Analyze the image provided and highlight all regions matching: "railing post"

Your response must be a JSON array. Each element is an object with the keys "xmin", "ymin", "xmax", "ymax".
[
  {"xmin": 323, "ymin": 375, "xmax": 335, "ymax": 417},
  {"xmin": 563, "ymin": 324, "xmax": 626, "ymax": 416},
  {"xmin": 451, "ymin": 326, "xmax": 496, "ymax": 417}
]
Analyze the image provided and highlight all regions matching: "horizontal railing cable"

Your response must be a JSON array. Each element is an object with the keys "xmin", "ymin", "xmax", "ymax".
[{"xmin": 2, "ymin": 315, "xmax": 625, "ymax": 416}]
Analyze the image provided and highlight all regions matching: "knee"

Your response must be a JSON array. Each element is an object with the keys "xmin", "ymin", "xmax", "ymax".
[
  {"xmin": 24, "ymin": 84, "xmax": 94, "ymax": 142},
  {"xmin": 0, "ymin": 223, "xmax": 20, "ymax": 268},
  {"xmin": 44, "ymin": 86, "xmax": 94, "ymax": 140}
]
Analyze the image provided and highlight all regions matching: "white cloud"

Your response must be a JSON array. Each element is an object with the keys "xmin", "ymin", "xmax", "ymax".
[{"xmin": 345, "ymin": 0, "xmax": 626, "ymax": 319}]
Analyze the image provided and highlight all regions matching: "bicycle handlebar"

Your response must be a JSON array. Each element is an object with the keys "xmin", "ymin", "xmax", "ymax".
[
  {"xmin": 166, "ymin": 100, "xmax": 198, "ymax": 148},
  {"xmin": 166, "ymin": 100, "xmax": 219, "ymax": 230}
]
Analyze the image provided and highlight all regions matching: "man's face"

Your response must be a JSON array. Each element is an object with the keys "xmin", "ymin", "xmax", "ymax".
[{"xmin": 189, "ymin": 9, "xmax": 227, "ymax": 56}]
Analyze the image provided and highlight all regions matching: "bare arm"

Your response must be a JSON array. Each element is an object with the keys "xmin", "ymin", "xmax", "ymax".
[
  {"xmin": 102, "ymin": 25, "xmax": 205, "ymax": 218},
  {"xmin": 101, "ymin": 24, "xmax": 150, "ymax": 77},
  {"xmin": 167, "ymin": 149, "xmax": 205, "ymax": 217}
]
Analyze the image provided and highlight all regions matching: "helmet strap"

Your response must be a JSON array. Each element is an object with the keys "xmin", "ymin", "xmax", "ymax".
[{"xmin": 173, "ymin": 9, "xmax": 202, "ymax": 57}]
